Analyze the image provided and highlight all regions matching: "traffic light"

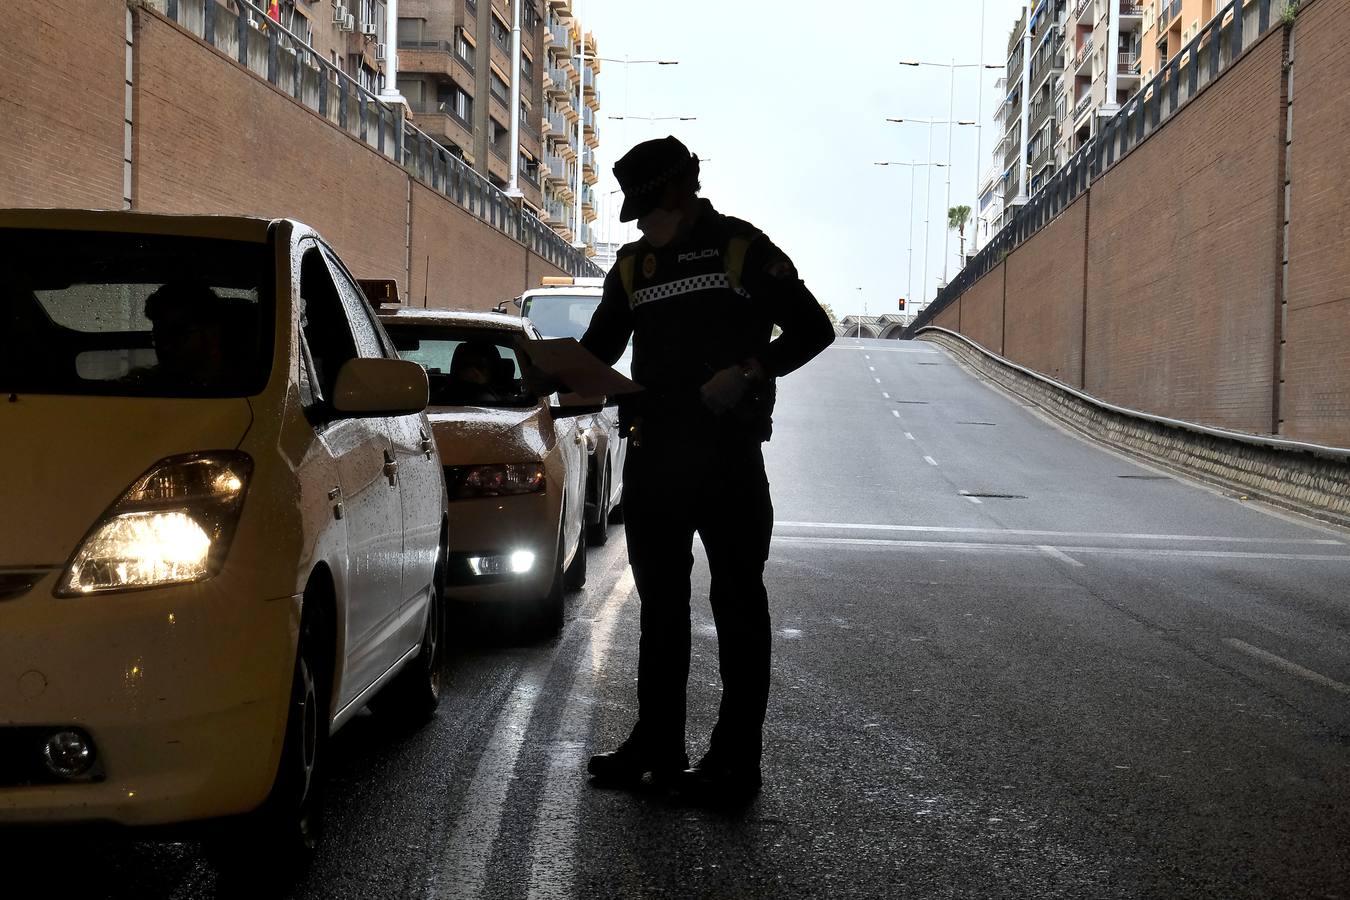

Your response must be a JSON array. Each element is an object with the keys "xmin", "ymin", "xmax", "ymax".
[{"xmin": 898, "ymin": 297, "xmax": 907, "ymax": 310}]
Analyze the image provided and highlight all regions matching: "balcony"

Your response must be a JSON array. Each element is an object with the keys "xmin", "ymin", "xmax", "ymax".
[
  {"xmin": 1030, "ymin": 96, "xmax": 1054, "ymax": 130},
  {"xmin": 1075, "ymin": 35, "xmax": 1094, "ymax": 71},
  {"xmin": 398, "ymin": 40, "xmax": 474, "ymax": 83},
  {"xmin": 1118, "ymin": 51, "xmax": 1141, "ymax": 76},
  {"xmin": 1072, "ymin": 0, "xmax": 1091, "ymax": 22},
  {"xmin": 409, "ymin": 101, "xmax": 475, "ymax": 157},
  {"xmin": 1074, "ymin": 90, "xmax": 1094, "ymax": 121},
  {"xmin": 1119, "ymin": 1, "xmax": 1144, "ymax": 19}
]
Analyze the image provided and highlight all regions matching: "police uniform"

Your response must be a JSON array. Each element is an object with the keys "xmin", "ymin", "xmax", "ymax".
[{"xmin": 581, "ymin": 139, "xmax": 834, "ymax": 788}]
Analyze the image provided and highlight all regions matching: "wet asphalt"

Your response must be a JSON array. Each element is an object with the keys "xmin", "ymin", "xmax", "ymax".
[{"xmin": 5, "ymin": 337, "xmax": 1349, "ymax": 899}]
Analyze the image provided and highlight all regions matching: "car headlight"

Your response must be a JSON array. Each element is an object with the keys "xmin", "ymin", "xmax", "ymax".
[
  {"xmin": 445, "ymin": 463, "xmax": 546, "ymax": 500},
  {"xmin": 57, "ymin": 452, "xmax": 253, "ymax": 596}
]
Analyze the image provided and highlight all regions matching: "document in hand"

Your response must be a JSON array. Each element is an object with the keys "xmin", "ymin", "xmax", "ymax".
[{"xmin": 524, "ymin": 338, "xmax": 643, "ymax": 397}]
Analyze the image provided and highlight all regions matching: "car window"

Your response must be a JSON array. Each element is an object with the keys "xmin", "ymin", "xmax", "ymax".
[
  {"xmin": 0, "ymin": 229, "xmax": 273, "ymax": 398},
  {"xmin": 521, "ymin": 292, "xmax": 601, "ymax": 340},
  {"xmin": 384, "ymin": 324, "xmax": 534, "ymax": 409},
  {"xmin": 298, "ymin": 246, "xmax": 358, "ymax": 405},
  {"xmin": 323, "ymin": 248, "xmax": 390, "ymax": 360}
]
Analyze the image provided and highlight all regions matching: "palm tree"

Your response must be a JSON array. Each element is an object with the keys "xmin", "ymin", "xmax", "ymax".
[{"xmin": 947, "ymin": 205, "xmax": 973, "ymax": 263}]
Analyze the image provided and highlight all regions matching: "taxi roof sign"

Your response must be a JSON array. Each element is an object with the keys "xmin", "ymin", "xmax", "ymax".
[{"xmin": 540, "ymin": 276, "xmax": 605, "ymax": 288}]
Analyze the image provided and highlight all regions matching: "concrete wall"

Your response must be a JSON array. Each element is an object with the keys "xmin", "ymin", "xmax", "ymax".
[
  {"xmin": 961, "ymin": 263, "xmax": 1005, "ymax": 356},
  {"xmin": 1282, "ymin": 0, "xmax": 1350, "ymax": 447},
  {"xmin": 930, "ymin": 5, "xmax": 1350, "ymax": 448},
  {"xmin": 2, "ymin": 2, "xmax": 567, "ymax": 309},
  {"xmin": 1004, "ymin": 198, "xmax": 1087, "ymax": 388},
  {"xmin": 0, "ymin": 0, "xmax": 126, "ymax": 209},
  {"xmin": 1086, "ymin": 28, "xmax": 1284, "ymax": 433}
]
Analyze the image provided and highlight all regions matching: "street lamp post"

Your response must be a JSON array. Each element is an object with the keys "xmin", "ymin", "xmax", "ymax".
[
  {"xmin": 885, "ymin": 118, "xmax": 974, "ymax": 307},
  {"xmin": 875, "ymin": 161, "xmax": 946, "ymax": 320},
  {"xmin": 897, "ymin": 60, "xmax": 1002, "ymax": 282}
]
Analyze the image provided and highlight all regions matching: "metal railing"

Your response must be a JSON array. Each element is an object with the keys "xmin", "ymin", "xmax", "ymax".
[
  {"xmin": 906, "ymin": 0, "xmax": 1287, "ymax": 337},
  {"xmin": 1076, "ymin": 35, "xmax": 1094, "ymax": 67},
  {"xmin": 1074, "ymin": 90, "xmax": 1094, "ymax": 119},
  {"xmin": 1120, "ymin": 1, "xmax": 1144, "ymax": 15},
  {"xmin": 1118, "ymin": 51, "xmax": 1140, "ymax": 73},
  {"xmin": 156, "ymin": 0, "xmax": 600, "ymax": 278}
]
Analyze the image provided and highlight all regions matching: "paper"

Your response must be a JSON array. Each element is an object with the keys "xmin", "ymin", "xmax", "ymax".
[{"xmin": 523, "ymin": 338, "xmax": 642, "ymax": 398}]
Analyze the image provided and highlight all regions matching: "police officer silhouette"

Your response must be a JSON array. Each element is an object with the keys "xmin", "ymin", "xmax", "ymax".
[{"xmin": 581, "ymin": 137, "xmax": 834, "ymax": 802}]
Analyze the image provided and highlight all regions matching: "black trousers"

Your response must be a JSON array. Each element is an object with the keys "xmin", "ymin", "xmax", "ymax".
[{"xmin": 621, "ymin": 432, "xmax": 774, "ymax": 765}]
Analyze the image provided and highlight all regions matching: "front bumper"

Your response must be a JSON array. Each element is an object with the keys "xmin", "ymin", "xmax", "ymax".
[
  {"xmin": 0, "ymin": 570, "xmax": 300, "ymax": 827},
  {"xmin": 445, "ymin": 492, "xmax": 559, "ymax": 605}
]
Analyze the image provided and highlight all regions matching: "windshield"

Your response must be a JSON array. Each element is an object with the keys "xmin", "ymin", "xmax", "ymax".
[
  {"xmin": 521, "ymin": 292, "xmax": 601, "ymax": 341},
  {"xmin": 1, "ymin": 228, "xmax": 274, "ymax": 398},
  {"xmin": 385, "ymin": 325, "xmax": 536, "ymax": 409}
]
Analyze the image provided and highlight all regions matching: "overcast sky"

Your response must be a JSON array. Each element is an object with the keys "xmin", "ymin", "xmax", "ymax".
[{"xmin": 579, "ymin": 0, "xmax": 1026, "ymax": 319}]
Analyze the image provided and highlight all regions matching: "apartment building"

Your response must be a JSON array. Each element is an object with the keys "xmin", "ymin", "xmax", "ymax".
[
  {"xmin": 1026, "ymin": 0, "xmax": 1067, "ymax": 196},
  {"xmin": 394, "ymin": 0, "xmax": 598, "ymax": 250},
  {"xmin": 265, "ymin": 1, "xmax": 391, "ymax": 95},
  {"xmin": 1057, "ymin": 0, "xmax": 1146, "ymax": 159},
  {"xmin": 994, "ymin": 7, "xmax": 1029, "ymax": 220},
  {"xmin": 1140, "ymin": 0, "xmax": 1223, "ymax": 80}
]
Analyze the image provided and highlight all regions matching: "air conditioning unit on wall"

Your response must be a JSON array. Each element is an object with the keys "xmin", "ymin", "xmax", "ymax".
[
  {"xmin": 341, "ymin": 13, "xmax": 355, "ymax": 32},
  {"xmin": 361, "ymin": 23, "xmax": 379, "ymax": 37},
  {"xmin": 332, "ymin": 4, "xmax": 347, "ymax": 24},
  {"xmin": 375, "ymin": 43, "xmax": 387, "ymax": 61}
]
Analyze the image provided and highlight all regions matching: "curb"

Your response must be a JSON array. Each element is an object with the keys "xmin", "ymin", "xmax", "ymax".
[{"xmin": 916, "ymin": 327, "xmax": 1350, "ymax": 529}]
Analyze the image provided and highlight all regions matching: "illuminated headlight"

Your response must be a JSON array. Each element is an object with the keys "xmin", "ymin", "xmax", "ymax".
[
  {"xmin": 466, "ymin": 550, "xmax": 536, "ymax": 577},
  {"xmin": 445, "ymin": 463, "xmax": 545, "ymax": 500},
  {"xmin": 58, "ymin": 452, "xmax": 252, "ymax": 596}
]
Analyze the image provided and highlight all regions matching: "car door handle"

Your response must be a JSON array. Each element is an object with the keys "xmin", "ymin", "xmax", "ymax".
[
  {"xmin": 419, "ymin": 427, "xmax": 435, "ymax": 459},
  {"xmin": 383, "ymin": 449, "xmax": 399, "ymax": 486},
  {"xmin": 328, "ymin": 486, "xmax": 344, "ymax": 520}
]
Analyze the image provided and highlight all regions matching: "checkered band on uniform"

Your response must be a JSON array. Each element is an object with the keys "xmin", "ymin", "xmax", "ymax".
[{"xmin": 630, "ymin": 273, "xmax": 749, "ymax": 308}]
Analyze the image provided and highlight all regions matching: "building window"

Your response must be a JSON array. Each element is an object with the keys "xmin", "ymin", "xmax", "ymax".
[
  {"xmin": 491, "ymin": 14, "xmax": 511, "ymax": 53},
  {"xmin": 397, "ymin": 18, "xmax": 423, "ymax": 44},
  {"xmin": 456, "ymin": 28, "xmax": 474, "ymax": 66},
  {"xmin": 521, "ymin": 53, "xmax": 533, "ymax": 83},
  {"xmin": 490, "ymin": 71, "xmax": 510, "ymax": 105}
]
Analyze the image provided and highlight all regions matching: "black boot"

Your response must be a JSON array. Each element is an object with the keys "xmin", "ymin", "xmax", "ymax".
[
  {"xmin": 587, "ymin": 735, "xmax": 688, "ymax": 788},
  {"xmin": 676, "ymin": 752, "xmax": 762, "ymax": 806}
]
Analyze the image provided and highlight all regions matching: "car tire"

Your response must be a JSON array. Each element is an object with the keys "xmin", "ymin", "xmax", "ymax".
[
  {"xmin": 207, "ymin": 597, "xmax": 329, "ymax": 872},
  {"xmin": 371, "ymin": 536, "xmax": 446, "ymax": 724},
  {"xmin": 587, "ymin": 465, "xmax": 610, "ymax": 546}
]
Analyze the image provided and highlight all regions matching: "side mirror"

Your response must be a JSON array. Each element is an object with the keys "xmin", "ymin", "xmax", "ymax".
[{"xmin": 331, "ymin": 358, "xmax": 429, "ymax": 417}]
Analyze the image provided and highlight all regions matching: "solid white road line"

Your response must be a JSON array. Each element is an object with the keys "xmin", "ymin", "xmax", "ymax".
[
  {"xmin": 965, "ymin": 496, "xmax": 983, "ymax": 505},
  {"xmin": 892, "ymin": 410, "xmax": 901, "ymax": 418},
  {"xmin": 1039, "ymin": 545, "xmax": 1085, "ymax": 567},
  {"xmin": 437, "ymin": 659, "xmax": 552, "ymax": 898},
  {"xmin": 774, "ymin": 520, "xmax": 1343, "ymax": 546},
  {"xmin": 525, "ymin": 572, "xmax": 636, "ymax": 900},
  {"xmin": 1225, "ymin": 638, "xmax": 1350, "ymax": 696},
  {"xmin": 773, "ymin": 534, "xmax": 1350, "ymax": 562},
  {"xmin": 924, "ymin": 456, "xmax": 938, "ymax": 466},
  {"xmin": 827, "ymin": 346, "xmax": 935, "ymax": 353}
]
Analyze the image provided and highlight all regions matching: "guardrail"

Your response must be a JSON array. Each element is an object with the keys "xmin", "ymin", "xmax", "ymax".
[
  {"xmin": 157, "ymin": 0, "xmax": 600, "ymax": 277},
  {"xmin": 906, "ymin": 0, "xmax": 1286, "ymax": 338}
]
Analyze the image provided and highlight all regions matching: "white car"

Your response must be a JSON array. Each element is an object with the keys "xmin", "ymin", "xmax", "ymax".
[
  {"xmin": 0, "ymin": 210, "xmax": 448, "ymax": 855},
  {"xmin": 517, "ymin": 278, "xmax": 629, "ymax": 546},
  {"xmin": 378, "ymin": 307, "xmax": 591, "ymax": 635}
]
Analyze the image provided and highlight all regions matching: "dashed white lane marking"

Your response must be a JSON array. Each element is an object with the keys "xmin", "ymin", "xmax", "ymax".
[
  {"xmin": 525, "ymin": 571, "xmax": 636, "ymax": 900},
  {"xmin": 864, "ymin": 354, "xmax": 871, "ymax": 360},
  {"xmin": 1039, "ymin": 545, "xmax": 1085, "ymax": 567},
  {"xmin": 892, "ymin": 410, "xmax": 901, "ymax": 418},
  {"xmin": 828, "ymin": 346, "xmax": 935, "ymax": 354},
  {"xmin": 1225, "ymin": 638, "xmax": 1350, "ymax": 696},
  {"xmin": 869, "ymin": 366, "xmax": 876, "ymax": 372},
  {"xmin": 882, "ymin": 391, "xmax": 891, "ymax": 399},
  {"xmin": 904, "ymin": 432, "xmax": 915, "ymax": 440},
  {"xmin": 965, "ymin": 496, "xmax": 983, "ymax": 505},
  {"xmin": 874, "ymin": 377, "xmax": 882, "ymax": 384},
  {"xmin": 924, "ymin": 456, "xmax": 938, "ymax": 466},
  {"xmin": 774, "ymin": 520, "xmax": 1343, "ymax": 546},
  {"xmin": 774, "ymin": 535, "xmax": 1350, "ymax": 562}
]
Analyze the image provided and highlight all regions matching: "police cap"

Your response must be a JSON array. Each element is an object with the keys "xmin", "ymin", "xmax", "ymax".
[{"xmin": 613, "ymin": 136, "xmax": 697, "ymax": 223}]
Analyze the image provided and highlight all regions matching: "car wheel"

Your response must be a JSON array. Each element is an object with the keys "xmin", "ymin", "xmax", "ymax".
[
  {"xmin": 371, "ymin": 536, "xmax": 446, "ymax": 723},
  {"xmin": 208, "ymin": 599, "xmax": 329, "ymax": 871},
  {"xmin": 587, "ymin": 465, "xmax": 610, "ymax": 546}
]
